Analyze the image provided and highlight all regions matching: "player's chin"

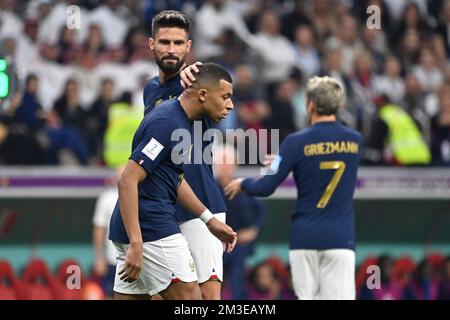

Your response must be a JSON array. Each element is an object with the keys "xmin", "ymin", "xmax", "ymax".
[{"xmin": 209, "ymin": 115, "xmax": 222, "ymax": 123}]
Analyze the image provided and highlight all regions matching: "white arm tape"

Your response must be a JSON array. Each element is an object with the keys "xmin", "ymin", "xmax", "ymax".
[{"xmin": 199, "ymin": 209, "xmax": 214, "ymax": 224}]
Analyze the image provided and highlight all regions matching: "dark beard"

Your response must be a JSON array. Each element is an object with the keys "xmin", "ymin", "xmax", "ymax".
[{"xmin": 155, "ymin": 56, "xmax": 185, "ymax": 75}]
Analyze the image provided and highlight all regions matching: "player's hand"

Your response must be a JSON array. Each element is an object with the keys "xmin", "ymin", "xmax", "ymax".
[
  {"xmin": 93, "ymin": 256, "xmax": 107, "ymax": 277},
  {"xmin": 263, "ymin": 154, "xmax": 277, "ymax": 167},
  {"xmin": 238, "ymin": 227, "xmax": 258, "ymax": 244},
  {"xmin": 180, "ymin": 61, "xmax": 202, "ymax": 88},
  {"xmin": 224, "ymin": 178, "xmax": 244, "ymax": 200},
  {"xmin": 206, "ymin": 218, "xmax": 237, "ymax": 253},
  {"xmin": 119, "ymin": 242, "xmax": 143, "ymax": 283}
]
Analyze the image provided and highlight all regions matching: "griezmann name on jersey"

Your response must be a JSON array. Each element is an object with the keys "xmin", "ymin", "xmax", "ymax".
[{"xmin": 241, "ymin": 122, "xmax": 363, "ymax": 251}]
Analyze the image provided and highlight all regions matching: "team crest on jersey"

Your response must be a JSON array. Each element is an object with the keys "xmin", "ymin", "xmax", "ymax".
[
  {"xmin": 189, "ymin": 258, "xmax": 196, "ymax": 272},
  {"xmin": 155, "ymin": 95, "xmax": 177, "ymax": 107},
  {"xmin": 155, "ymin": 98, "xmax": 164, "ymax": 107}
]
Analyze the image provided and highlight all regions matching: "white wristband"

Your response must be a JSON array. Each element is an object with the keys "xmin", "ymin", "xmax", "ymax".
[{"xmin": 199, "ymin": 209, "xmax": 214, "ymax": 224}]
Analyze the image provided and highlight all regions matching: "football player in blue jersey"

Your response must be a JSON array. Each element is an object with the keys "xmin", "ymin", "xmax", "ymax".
[
  {"xmin": 142, "ymin": 10, "xmax": 229, "ymax": 300},
  {"xmin": 225, "ymin": 76, "xmax": 363, "ymax": 300},
  {"xmin": 109, "ymin": 63, "xmax": 236, "ymax": 300},
  {"xmin": 143, "ymin": 10, "xmax": 196, "ymax": 115}
]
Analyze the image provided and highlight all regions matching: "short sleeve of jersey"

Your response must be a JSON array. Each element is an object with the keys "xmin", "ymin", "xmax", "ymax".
[{"xmin": 129, "ymin": 118, "xmax": 176, "ymax": 175}]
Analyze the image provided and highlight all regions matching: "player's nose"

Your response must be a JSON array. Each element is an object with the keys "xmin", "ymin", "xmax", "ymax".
[{"xmin": 167, "ymin": 43, "xmax": 175, "ymax": 54}]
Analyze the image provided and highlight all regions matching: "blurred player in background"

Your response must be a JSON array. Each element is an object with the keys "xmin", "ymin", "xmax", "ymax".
[
  {"xmin": 143, "ymin": 10, "xmax": 228, "ymax": 300},
  {"xmin": 225, "ymin": 76, "xmax": 363, "ymax": 300},
  {"xmin": 92, "ymin": 166, "xmax": 124, "ymax": 299},
  {"xmin": 214, "ymin": 143, "xmax": 266, "ymax": 300},
  {"xmin": 109, "ymin": 62, "xmax": 236, "ymax": 300}
]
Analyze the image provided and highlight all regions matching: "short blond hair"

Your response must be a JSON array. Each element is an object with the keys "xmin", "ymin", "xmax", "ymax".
[{"xmin": 306, "ymin": 76, "xmax": 344, "ymax": 115}]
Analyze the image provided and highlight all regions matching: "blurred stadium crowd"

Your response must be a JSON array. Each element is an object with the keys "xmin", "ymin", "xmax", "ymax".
[
  {"xmin": 1, "ymin": 254, "xmax": 450, "ymax": 300},
  {"xmin": 1, "ymin": 0, "xmax": 450, "ymax": 167}
]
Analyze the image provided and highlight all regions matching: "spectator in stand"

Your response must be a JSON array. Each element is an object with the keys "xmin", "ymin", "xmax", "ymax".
[
  {"xmin": 37, "ymin": 0, "xmax": 88, "ymax": 45},
  {"xmin": 124, "ymin": 27, "xmax": 149, "ymax": 64},
  {"xmin": 430, "ymin": 83, "xmax": 450, "ymax": 166},
  {"xmin": 354, "ymin": 0, "xmax": 393, "ymax": 36},
  {"xmin": 310, "ymin": 0, "xmax": 336, "ymax": 50},
  {"xmin": 292, "ymin": 25, "xmax": 321, "ymax": 79},
  {"xmin": 14, "ymin": 74, "xmax": 45, "ymax": 130},
  {"xmin": 246, "ymin": 10, "xmax": 296, "ymax": 97},
  {"xmin": 373, "ymin": 55, "xmax": 405, "ymax": 105},
  {"xmin": 265, "ymin": 79, "xmax": 298, "ymax": 142},
  {"xmin": 395, "ymin": 28, "xmax": 422, "ymax": 72},
  {"xmin": 359, "ymin": 255, "xmax": 405, "ymax": 300},
  {"xmin": 429, "ymin": 34, "xmax": 449, "ymax": 70},
  {"xmin": 401, "ymin": 73, "xmax": 430, "ymax": 140},
  {"xmin": 45, "ymin": 81, "xmax": 90, "ymax": 165},
  {"xmin": 233, "ymin": 64, "xmax": 270, "ymax": 156},
  {"xmin": 248, "ymin": 261, "xmax": 283, "ymax": 300},
  {"xmin": 194, "ymin": 0, "xmax": 249, "ymax": 61},
  {"xmin": 360, "ymin": 27, "xmax": 388, "ymax": 73},
  {"xmin": 390, "ymin": 2, "xmax": 431, "ymax": 47},
  {"xmin": 53, "ymin": 78, "xmax": 87, "ymax": 135},
  {"xmin": 412, "ymin": 47, "xmax": 444, "ymax": 93},
  {"xmin": 438, "ymin": 256, "xmax": 450, "ymax": 299},
  {"xmin": 280, "ymin": 0, "xmax": 312, "ymax": 42},
  {"xmin": 58, "ymin": 27, "xmax": 78, "ymax": 65},
  {"xmin": 325, "ymin": 14, "xmax": 364, "ymax": 76},
  {"xmin": 88, "ymin": 0, "xmax": 130, "ymax": 48},
  {"xmin": 403, "ymin": 259, "xmax": 440, "ymax": 300},
  {"xmin": 103, "ymin": 91, "xmax": 141, "ymax": 169},
  {"xmin": 364, "ymin": 95, "xmax": 431, "ymax": 165},
  {"xmin": 435, "ymin": 0, "xmax": 450, "ymax": 54},
  {"xmin": 0, "ymin": 105, "xmax": 46, "ymax": 165},
  {"xmin": 81, "ymin": 24, "xmax": 107, "ymax": 70},
  {"xmin": 0, "ymin": 0, "xmax": 23, "ymax": 40},
  {"xmin": 86, "ymin": 78, "xmax": 115, "ymax": 164}
]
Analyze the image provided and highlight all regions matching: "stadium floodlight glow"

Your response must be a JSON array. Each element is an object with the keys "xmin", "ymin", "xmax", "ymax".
[{"xmin": 0, "ymin": 59, "xmax": 9, "ymax": 98}]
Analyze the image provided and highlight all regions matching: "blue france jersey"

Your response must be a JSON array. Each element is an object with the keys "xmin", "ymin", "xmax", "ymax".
[
  {"xmin": 109, "ymin": 99, "xmax": 192, "ymax": 243},
  {"xmin": 143, "ymin": 74, "xmax": 182, "ymax": 116},
  {"xmin": 241, "ymin": 122, "xmax": 363, "ymax": 250},
  {"xmin": 143, "ymin": 74, "xmax": 227, "ymax": 222}
]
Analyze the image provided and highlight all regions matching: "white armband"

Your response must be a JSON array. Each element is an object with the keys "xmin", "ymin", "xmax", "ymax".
[{"xmin": 199, "ymin": 209, "xmax": 214, "ymax": 224}]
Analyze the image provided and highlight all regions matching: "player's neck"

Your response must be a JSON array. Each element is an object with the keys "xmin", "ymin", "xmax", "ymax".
[
  {"xmin": 178, "ymin": 93, "xmax": 203, "ymax": 121},
  {"xmin": 159, "ymin": 70, "xmax": 177, "ymax": 84},
  {"xmin": 311, "ymin": 114, "xmax": 336, "ymax": 125}
]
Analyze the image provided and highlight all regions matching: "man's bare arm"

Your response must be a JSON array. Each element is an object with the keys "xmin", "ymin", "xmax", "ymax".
[{"xmin": 117, "ymin": 160, "xmax": 147, "ymax": 282}]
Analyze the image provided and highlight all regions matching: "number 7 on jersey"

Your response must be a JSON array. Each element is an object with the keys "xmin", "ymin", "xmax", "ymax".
[{"xmin": 317, "ymin": 161, "xmax": 346, "ymax": 208}]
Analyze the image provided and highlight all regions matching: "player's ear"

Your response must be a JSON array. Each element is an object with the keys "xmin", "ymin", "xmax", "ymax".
[
  {"xmin": 149, "ymin": 37, "xmax": 155, "ymax": 51},
  {"xmin": 198, "ymin": 88, "xmax": 207, "ymax": 102},
  {"xmin": 186, "ymin": 39, "xmax": 192, "ymax": 53},
  {"xmin": 307, "ymin": 100, "xmax": 315, "ymax": 113}
]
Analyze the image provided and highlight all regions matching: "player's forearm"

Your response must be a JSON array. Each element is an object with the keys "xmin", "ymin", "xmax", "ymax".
[
  {"xmin": 177, "ymin": 179, "xmax": 206, "ymax": 217},
  {"xmin": 242, "ymin": 143, "xmax": 294, "ymax": 197},
  {"xmin": 241, "ymin": 176, "xmax": 279, "ymax": 197},
  {"xmin": 117, "ymin": 178, "xmax": 143, "ymax": 244},
  {"xmin": 93, "ymin": 226, "xmax": 106, "ymax": 259}
]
